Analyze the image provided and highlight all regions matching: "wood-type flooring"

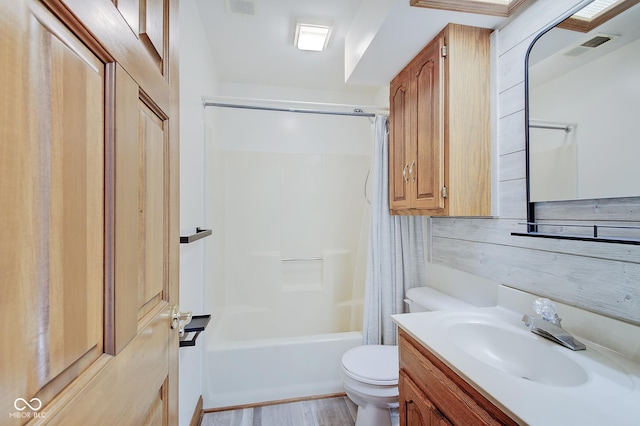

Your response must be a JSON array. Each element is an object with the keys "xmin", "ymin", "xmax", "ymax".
[{"xmin": 201, "ymin": 395, "xmax": 358, "ymax": 426}]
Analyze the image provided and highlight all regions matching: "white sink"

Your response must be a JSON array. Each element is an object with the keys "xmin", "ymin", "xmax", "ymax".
[
  {"xmin": 391, "ymin": 298, "xmax": 640, "ymax": 425},
  {"xmin": 447, "ymin": 321, "xmax": 589, "ymax": 386}
]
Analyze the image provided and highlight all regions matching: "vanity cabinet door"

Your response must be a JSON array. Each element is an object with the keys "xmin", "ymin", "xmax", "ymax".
[{"xmin": 400, "ymin": 371, "xmax": 452, "ymax": 426}]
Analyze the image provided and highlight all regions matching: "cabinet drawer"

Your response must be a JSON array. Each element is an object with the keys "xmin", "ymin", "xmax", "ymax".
[{"xmin": 399, "ymin": 329, "xmax": 517, "ymax": 426}]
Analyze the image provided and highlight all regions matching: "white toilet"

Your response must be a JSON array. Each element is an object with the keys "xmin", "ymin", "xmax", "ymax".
[{"xmin": 341, "ymin": 286, "xmax": 473, "ymax": 426}]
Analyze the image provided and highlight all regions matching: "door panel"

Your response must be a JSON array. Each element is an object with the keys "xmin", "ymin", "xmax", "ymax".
[
  {"xmin": 112, "ymin": 64, "xmax": 141, "ymax": 354},
  {"xmin": 37, "ymin": 309, "xmax": 170, "ymax": 424},
  {"xmin": 47, "ymin": 23, "xmax": 105, "ymax": 384},
  {"xmin": 1, "ymin": 0, "xmax": 179, "ymax": 424},
  {"xmin": 60, "ymin": 0, "xmax": 171, "ymax": 110},
  {"xmin": 115, "ymin": 0, "xmax": 140, "ymax": 34},
  {"xmin": 138, "ymin": 99, "xmax": 167, "ymax": 319},
  {"xmin": 140, "ymin": 0, "xmax": 166, "ymax": 63},
  {"xmin": 34, "ymin": 68, "xmax": 175, "ymax": 418},
  {"xmin": 0, "ymin": 1, "xmax": 105, "ymax": 417}
]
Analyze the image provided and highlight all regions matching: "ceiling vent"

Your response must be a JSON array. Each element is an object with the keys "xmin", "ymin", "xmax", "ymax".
[
  {"xmin": 225, "ymin": 0, "xmax": 255, "ymax": 15},
  {"xmin": 563, "ymin": 33, "xmax": 616, "ymax": 57}
]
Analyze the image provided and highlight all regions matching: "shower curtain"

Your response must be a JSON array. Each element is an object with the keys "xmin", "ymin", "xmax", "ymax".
[{"xmin": 362, "ymin": 114, "xmax": 426, "ymax": 346}]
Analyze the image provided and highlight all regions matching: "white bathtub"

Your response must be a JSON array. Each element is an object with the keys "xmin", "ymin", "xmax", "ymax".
[{"xmin": 203, "ymin": 308, "xmax": 362, "ymax": 409}]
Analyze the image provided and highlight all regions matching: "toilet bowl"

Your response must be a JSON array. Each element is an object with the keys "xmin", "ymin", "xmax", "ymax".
[
  {"xmin": 341, "ymin": 286, "xmax": 473, "ymax": 426},
  {"xmin": 341, "ymin": 345, "xmax": 399, "ymax": 426}
]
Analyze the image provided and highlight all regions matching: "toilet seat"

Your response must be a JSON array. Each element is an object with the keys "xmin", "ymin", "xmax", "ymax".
[{"xmin": 341, "ymin": 345, "xmax": 398, "ymax": 386}]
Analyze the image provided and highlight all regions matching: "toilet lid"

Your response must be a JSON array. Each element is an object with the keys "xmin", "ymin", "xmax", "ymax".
[{"xmin": 341, "ymin": 345, "xmax": 399, "ymax": 385}]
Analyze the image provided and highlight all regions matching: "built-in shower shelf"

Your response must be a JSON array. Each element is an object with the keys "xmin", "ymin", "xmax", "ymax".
[
  {"xmin": 180, "ymin": 227, "xmax": 212, "ymax": 244},
  {"xmin": 179, "ymin": 315, "xmax": 211, "ymax": 347}
]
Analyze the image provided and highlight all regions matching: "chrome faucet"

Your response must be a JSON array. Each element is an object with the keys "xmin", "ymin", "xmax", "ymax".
[{"xmin": 522, "ymin": 298, "xmax": 586, "ymax": 351}]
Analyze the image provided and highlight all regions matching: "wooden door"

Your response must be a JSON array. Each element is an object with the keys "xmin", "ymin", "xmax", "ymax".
[
  {"xmin": 389, "ymin": 68, "xmax": 412, "ymax": 211},
  {"xmin": 0, "ymin": 0, "xmax": 180, "ymax": 424},
  {"xmin": 411, "ymin": 37, "xmax": 445, "ymax": 212}
]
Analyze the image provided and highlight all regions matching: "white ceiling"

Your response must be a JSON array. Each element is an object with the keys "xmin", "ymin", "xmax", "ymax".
[{"xmin": 194, "ymin": 0, "xmax": 506, "ymax": 95}]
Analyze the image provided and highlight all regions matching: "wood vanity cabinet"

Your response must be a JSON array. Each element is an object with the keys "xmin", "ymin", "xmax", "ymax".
[
  {"xmin": 398, "ymin": 329, "xmax": 518, "ymax": 426},
  {"xmin": 389, "ymin": 23, "xmax": 492, "ymax": 216}
]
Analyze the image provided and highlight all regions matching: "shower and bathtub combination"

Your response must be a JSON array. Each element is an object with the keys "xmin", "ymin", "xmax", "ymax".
[
  {"xmin": 204, "ymin": 308, "xmax": 363, "ymax": 408},
  {"xmin": 201, "ymin": 98, "xmax": 381, "ymax": 408}
]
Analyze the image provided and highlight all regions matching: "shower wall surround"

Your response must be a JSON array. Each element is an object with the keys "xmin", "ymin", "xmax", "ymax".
[
  {"xmin": 223, "ymin": 150, "xmax": 370, "ymax": 333},
  {"xmin": 205, "ymin": 106, "xmax": 374, "ymax": 335}
]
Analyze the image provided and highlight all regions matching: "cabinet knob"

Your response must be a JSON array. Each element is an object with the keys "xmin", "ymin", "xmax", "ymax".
[{"xmin": 402, "ymin": 163, "xmax": 409, "ymax": 184}]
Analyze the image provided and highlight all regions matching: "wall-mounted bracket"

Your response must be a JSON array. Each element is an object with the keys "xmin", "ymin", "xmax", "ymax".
[
  {"xmin": 180, "ymin": 227, "xmax": 212, "ymax": 244},
  {"xmin": 179, "ymin": 315, "xmax": 211, "ymax": 347}
]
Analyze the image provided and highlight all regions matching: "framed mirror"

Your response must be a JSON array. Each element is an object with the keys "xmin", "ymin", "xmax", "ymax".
[{"xmin": 518, "ymin": 0, "xmax": 640, "ymax": 244}]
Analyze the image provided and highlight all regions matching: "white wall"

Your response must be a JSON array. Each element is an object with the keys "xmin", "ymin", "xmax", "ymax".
[
  {"xmin": 178, "ymin": 1, "xmax": 219, "ymax": 425},
  {"xmin": 216, "ymin": 81, "xmax": 384, "ymax": 106},
  {"xmin": 428, "ymin": 0, "xmax": 640, "ymax": 326}
]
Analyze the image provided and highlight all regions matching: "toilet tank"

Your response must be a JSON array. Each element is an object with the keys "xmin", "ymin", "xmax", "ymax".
[{"xmin": 405, "ymin": 287, "xmax": 474, "ymax": 313}]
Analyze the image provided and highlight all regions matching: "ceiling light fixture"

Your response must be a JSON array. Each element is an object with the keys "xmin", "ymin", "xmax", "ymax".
[
  {"xmin": 573, "ymin": 0, "xmax": 623, "ymax": 19},
  {"xmin": 294, "ymin": 20, "xmax": 333, "ymax": 51}
]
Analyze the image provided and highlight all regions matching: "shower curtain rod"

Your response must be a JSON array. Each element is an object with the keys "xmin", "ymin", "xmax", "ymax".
[{"xmin": 202, "ymin": 97, "xmax": 388, "ymax": 118}]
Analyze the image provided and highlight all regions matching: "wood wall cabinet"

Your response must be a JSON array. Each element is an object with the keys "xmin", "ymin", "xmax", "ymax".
[
  {"xmin": 389, "ymin": 23, "xmax": 492, "ymax": 216},
  {"xmin": 399, "ymin": 329, "xmax": 518, "ymax": 426}
]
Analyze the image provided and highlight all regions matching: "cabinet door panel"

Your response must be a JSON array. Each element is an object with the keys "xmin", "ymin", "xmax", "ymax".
[
  {"xmin": 412, "ymin": 39, "xmax": 445, "ymax": 212},
  {"xmin": 389, "ymin": 72, "xmax": 412, "ymax": 209},
  {"xmin": 389, "ymin": 70, "xmax": 412, "ymax": 210},
  {"xmin": 400, "ymin": 372, "xmax": 452, "ymax": 426}
]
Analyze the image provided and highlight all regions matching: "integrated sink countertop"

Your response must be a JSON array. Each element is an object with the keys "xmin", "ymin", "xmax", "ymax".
[{"xmin": 392, "ymin": 306, "xmax": 640, "ymax": 425}]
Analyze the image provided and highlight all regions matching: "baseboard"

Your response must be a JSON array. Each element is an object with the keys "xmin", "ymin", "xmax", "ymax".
[
  {"xmin": 203, "ymin": 392, "xmax": 348, "ymax": 414},
  {"xmin": 190, "ymin": 395, "xmax": 204, "ymax": 426}
]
